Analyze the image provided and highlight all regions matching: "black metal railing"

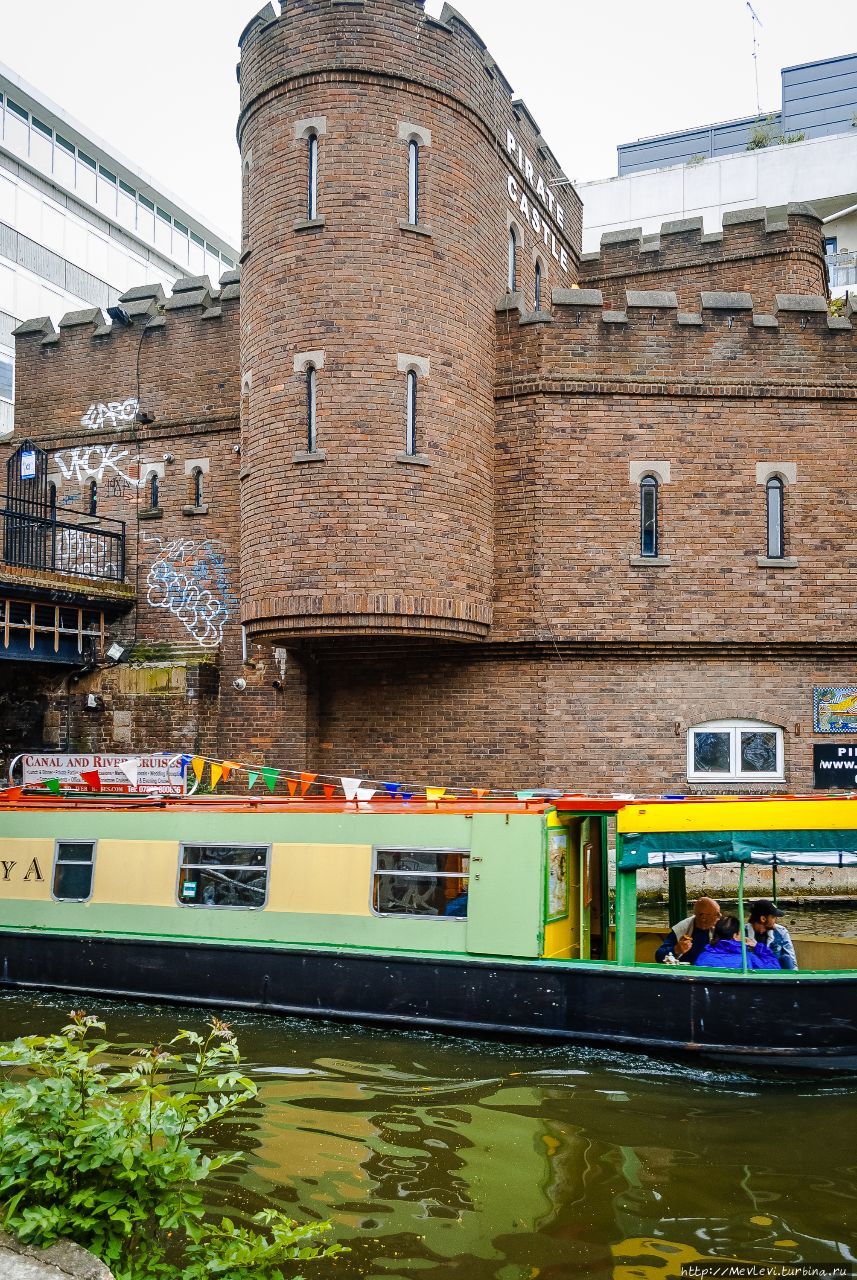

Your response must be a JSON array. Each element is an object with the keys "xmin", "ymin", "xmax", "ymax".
[{"xmin": 1, "ymin": 497, "xmax": 125, "ymax": 582}]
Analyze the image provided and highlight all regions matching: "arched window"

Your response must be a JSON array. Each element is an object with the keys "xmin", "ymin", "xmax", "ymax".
[
  {"xmin": 688, "ymin": 720, "xmax": 784, "ymax": 782},
  {"xmin": 405, "ymin": 370, "xmax": 417, "ymax": 456},
  {"xmin": 87, "ymin": 479, "xmax": 97, "ymax": 516},
  {"xmin": 766, "ymin": 476, "xmax": 784, "ymax": 559},
  {"xmin": 307, "ymin": 132, "xmax": 318, "ymax": 220},
  {"xmin": 149, "ymin": 472, "xmax": 159, "ymax": 510},
  {"xmin": 534, "ymin": 259, "xmax": 543, "ymax": 311},
  {"xmin": 640, "ymin": 475, "xmax": 658, "ymax": 557},
  {"xmin": 408, "ymin": 139, "xmax": 419, "ymax": 225},
  {"xmin": 306, "ymin": 364, "xmax": 317, "ymax": 453},
  {"xmin": 507, "ymin": 226, "xmax": 518, "ymax": 292},
  {"xmin": 192, "ymin": 467, "xmax": 203, "ymax": 508}
]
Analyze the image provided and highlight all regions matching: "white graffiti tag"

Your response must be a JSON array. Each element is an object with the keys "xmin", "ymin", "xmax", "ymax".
[
  {"xmin": 55, "ymin": 444, "xmax": 139, "ymax": 488},
  {"xmin": 144, "ymin": 537, "xmax": 238, "ymax": 649},
  {"xmin": 80, "ymin": 398, "xmax": 139, "ymax": 430}
]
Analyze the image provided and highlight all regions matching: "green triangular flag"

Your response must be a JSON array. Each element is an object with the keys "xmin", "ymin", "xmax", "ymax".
[
  {"xmin": 261, "ymin": 767, "xmax": 280, "ymax": 794},
  {"xmin": 247, "ymin": 770, "xmax": 259, "ymax": 791},
  {"xmin": 45, "ymin": 778, "xmax": 61, "ymax": 795},
  {"xmin": 516, "ymin": 790, "xmax": 536, "ymax": 800}
]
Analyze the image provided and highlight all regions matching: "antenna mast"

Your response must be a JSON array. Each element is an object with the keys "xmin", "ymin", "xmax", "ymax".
[{"xmin": 747, "ymin": 1, "xmax": 763, "ymax": 117}]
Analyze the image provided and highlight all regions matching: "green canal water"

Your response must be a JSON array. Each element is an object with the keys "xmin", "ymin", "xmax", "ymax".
[{"xmin": 1, "ymin": 992, "xmax": 855, "ymax": 1280}]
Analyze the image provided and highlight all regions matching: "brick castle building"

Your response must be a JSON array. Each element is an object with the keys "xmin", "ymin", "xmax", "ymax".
[{"xmin": 2, "ymin": 0, "xmax": 854, "ymax": 796}]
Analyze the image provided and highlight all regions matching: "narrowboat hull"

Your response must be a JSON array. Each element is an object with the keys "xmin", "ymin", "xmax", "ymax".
[{"xmin": 2, "ymin": 930, "xmax": 856, "ymax": 1071}]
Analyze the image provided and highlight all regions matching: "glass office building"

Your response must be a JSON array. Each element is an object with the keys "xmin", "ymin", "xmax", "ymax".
[{"xmin": 0, "ymin": 61, "xmax": 239, "ymax": 435}]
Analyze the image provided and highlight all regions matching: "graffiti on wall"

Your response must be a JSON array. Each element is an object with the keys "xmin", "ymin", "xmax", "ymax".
[
  {"xmin": 54, "ymin": 444, "xmax": 148, "ymax": 490},
  {"xmin": 144, "ymin": 535, "xmax": 238, "ymax": 649},
  {"xmin": 80, "ymin": 398, "xmax": 139, "ymax": 430}
]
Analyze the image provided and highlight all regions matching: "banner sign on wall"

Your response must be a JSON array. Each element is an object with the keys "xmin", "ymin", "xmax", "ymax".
[
  {"xmin": 20, "ymin": 754, "xmax": 186, "ymax": 795},
  {"xmin": 814, "ymin": 687, "xmax": 857, "ymax": 734},
  {"xmin": 813, "ymin": 744, "xmax": 857, "ymax": 789}
]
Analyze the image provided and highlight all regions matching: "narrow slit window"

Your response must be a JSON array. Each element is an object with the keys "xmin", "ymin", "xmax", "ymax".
[
  {"xmin": 306, "ymin": 365, "xmax": 317, "ymax": 452},
  {"xmin": 307, "ymin": 133, "xmax": 318, "ymax": 220},
  {"xmin": 53, "ymin": 841, "xmax": 95, "ymax": 901},
  {"xmin": 408, "ymin": 139, "xmax": 419, "ymax": 224},
  {"xmin": 535, "ymin": 260, "xmax": 542, "ymax": 311},
  {"xmin": 640, "ymin": 475, "xmax": 658, "ymax": 557},
  {"xmin": 406, "ymin": 369, "xmax": 417, "ymax": 456},
  {"xmin": 192, "ymin": 467, "xmax": 204, "ymax": 508},
  {"xmin": 87, "ymin": 479, "xmax": 97, "ymax": 516},
  {"xmin": 766, "ymin": 476, "xmax": 784, "ymax": 559},
  {"xmin": 507, "ymin": 226, "xmax": 518, "ymax": 292},
  {"xmin": 149, "ymin": 472, "xmax": 159, "ymax": 510}
]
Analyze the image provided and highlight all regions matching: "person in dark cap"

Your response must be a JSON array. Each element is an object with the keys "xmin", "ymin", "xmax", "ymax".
[{"xmin": 746, "ymin": 899, "xmax": 798, "ymax": 970}]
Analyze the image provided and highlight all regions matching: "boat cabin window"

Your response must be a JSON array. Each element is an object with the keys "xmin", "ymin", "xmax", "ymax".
[
  {"xmin": 372, "ymin": 848, "xmax": 469, "ymax": 917},
  {"xmin": 178, "ymin": 845, "xmax": 269, "ymax": 909},
  {"xmin": 52, "ymin": 842, "xmax": 95, "ymax": 901}
]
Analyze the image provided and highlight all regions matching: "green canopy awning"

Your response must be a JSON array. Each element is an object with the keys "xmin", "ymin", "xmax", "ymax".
[{"xmin": 619, "ymin": 828, "xmax": 857, "ymax": 871}]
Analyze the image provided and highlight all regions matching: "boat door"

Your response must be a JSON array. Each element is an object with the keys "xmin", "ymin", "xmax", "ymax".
[{"xmin": 464, "ymin": 812, "xmax": 543, "ymax": 958}]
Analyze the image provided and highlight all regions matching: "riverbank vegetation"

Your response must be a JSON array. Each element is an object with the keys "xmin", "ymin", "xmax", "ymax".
[{"xmin": 0, "ymin": 1012, "xmax": 345, "ymax": 1279}]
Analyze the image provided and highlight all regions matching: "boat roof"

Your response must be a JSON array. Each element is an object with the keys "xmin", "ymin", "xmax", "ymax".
[{"xmin": 0, "ymin": 792, "xmax": 623, "ymax": 816}]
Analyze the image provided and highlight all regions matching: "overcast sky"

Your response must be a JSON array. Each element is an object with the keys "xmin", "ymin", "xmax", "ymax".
[{"xmin": 2, "ymin": 0, "xmax": 856, "ymax": 247}]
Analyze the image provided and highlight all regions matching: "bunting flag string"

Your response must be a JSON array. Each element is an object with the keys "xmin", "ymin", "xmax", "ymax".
[{"xmin": 159, "ymin": 750, "xmax": 547, "ymax": 806}]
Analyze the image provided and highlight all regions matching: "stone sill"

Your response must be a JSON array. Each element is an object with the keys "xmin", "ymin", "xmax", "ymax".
[
  {"xmin": 294, "ymin": 217, "xmax": 326, "ymax": 232},
  {"xmin": 757, "ymin": 556, "xmax": 798, "ymax": 568},
  {"xmin": 396, "ymin": 451, "xmax": 431, "ymax": 466},
  {"xmin": 398, "ymin": 220, "xmax": 432, "ymax": 238},
  {"xmin": 182, "ymin": 504, "xmax": 209, "ymax": 516},
  {"xmin": 293, "ymin": 449, "xmax": 327, "ymax": 463},
  {"xmin": 629, "ymin": 555, "xmax": 671, "ymax": 567},
  {"xmin": 138, "ymin": 507, "xmax": 163, "ymax": 521}
]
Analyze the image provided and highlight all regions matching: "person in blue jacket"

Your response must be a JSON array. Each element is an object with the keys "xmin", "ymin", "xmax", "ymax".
[{"xmin": 694, "ymin": 915, "xmax": 780, "ymax": 970}]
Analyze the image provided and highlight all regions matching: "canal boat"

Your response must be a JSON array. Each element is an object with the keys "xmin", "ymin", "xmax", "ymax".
[{"xmin": 0, "ymin": 791, "xmax": 855, "ymax": 1069}]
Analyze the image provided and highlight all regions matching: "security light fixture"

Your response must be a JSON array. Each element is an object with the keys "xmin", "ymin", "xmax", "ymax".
[
  {"xmin": 135, "ymin": 409, "xmax": 155, "ymax": 425},
  {"xmin": 106, "ymin": 642, "xmax": 126, "ymax": 663},
  {"xmin": 107, "ymin": 306, "xmax": 132, "ymax": 327}
]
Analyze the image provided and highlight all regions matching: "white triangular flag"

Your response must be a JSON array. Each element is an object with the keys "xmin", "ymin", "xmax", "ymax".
[
  {"xmin": 356, "ymin": 786, "xmax": 376, "ymax": 802},
  {"xmin": 341, "ymin": 776, "xmax": 362, "ymax": 801},
  {"xmin": 117, "ymin": 757, "xmax": 140, "ymax": 788}
]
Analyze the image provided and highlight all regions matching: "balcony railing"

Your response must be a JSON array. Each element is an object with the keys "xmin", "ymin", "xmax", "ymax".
[
  {"xmin": 826, "ymin": 250, "xmax": 857, "ymax": 290},
  {"xmin": 1, "ymin": 497, "xmax": 125, "ymax": 582}
]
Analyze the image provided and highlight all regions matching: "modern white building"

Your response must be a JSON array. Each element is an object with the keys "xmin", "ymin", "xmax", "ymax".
[
  {"xmin": 579, "ymin": 54, "xmax": 857, "ymax": 296},
  {"xmin": 0, "ymin": 62, "xmax": 239, "ymax": 436}
]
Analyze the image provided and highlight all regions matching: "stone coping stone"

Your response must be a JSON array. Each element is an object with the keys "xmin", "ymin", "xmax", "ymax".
[{"xmin": 0, "ymin": 1232, "xmax": 114, "ymax": 1279}]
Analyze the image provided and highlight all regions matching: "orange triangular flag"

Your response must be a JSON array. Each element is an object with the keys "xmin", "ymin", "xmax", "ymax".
[
  {"xmin": 287, "ymin": 778, "xmax": 299, "ymax": 796},
  {"xmin": 322, "ymin": 784, "xmax": 336, "ymax": 799},
  {"xmin": 209, "ymin": 763, "xmax": 223, "ymax": 790},
  {"xmin": 472, "ymin": 788, "xmax": 489, "ymax": 798},
  {"xmin": 191, "ymin": 756, "xmax": 205, "ymax": 781},
  {"xmin": 1, "ymin": 786, "xmax": 23, "ymax": 801},
  {"xmin": 299, "ymin": 771, "xmax": 317, "ymax": 795},
  {"xmin": 221, "ymin": 760, "xmax": 241, "ymax": 782}
]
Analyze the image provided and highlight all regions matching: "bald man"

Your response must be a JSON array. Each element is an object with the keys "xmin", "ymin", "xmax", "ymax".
[{"xmin": 655, "ymin": 896, "xmax": 721, "ymax": 965}]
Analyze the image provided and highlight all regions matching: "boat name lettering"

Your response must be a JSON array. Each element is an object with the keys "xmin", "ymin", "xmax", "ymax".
[{"xmin": 1, "ymin": 858, "xmax": 43, "ymax": 883}]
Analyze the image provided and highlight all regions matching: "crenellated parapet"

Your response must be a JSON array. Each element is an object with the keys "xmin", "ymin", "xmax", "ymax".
[
  {"xmin": 495, "ymin": 285, "xmax": 857, "ymax": 395},
  {"xmin": 11, "ymin": 271, "xmax": 241, "ymax": 445},
  {"xmin": 578, "ymin": 204, "xmax": 827, "ymax": 313}
]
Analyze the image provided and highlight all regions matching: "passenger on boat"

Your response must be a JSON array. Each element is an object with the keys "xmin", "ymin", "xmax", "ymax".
[
  {"xmin": 745, "ymin": 899, "xmax": 798, "ymax": 971},
  {"xmin": 694, "ymin": 916, "xmax": 780, "ymax": 970},
  {"xmin": 655, "ymin": 897, "xmax": 721, "ymax": 964}
]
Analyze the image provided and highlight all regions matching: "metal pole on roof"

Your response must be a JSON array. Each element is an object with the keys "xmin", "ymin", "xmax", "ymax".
[{"xmin": 739, "ymin": 861, "xmax": 748, "ymax": 974}]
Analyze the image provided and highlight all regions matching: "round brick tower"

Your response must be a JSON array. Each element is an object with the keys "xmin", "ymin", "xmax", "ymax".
[{"xmin": 237, "ymin": 0, "xmax": 578, "ymax": 642}]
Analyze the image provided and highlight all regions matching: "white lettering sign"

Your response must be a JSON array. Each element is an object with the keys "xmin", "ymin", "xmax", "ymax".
[{"xmin": 505, "ymin": 127, "xmax": 570, "ymax": 275}]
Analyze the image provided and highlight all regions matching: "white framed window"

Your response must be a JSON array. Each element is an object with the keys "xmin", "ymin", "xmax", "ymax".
[
  {"xmin": 52, "ymin": 841, "xmax": 96, "ymax": 901},
  {"xmin": 178, "ymin": 844, "xmax": 269, "ymax": 909},
  {"xmin": 687, "ymin": 720, "xmax": 784, "ymax": 783},
  {"xmin": 371, "ymin": 848, "xmax": 470, "ymax": 917}
]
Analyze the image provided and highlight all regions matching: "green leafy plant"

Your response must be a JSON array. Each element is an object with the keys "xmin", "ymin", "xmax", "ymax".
[
  {"xmin": 0, "ymin": 1013, "xmax": 346, "ymax": 1279},
  {"xmin": 746, "ymin": 115, "xmax": 805, "ymax": 150}
]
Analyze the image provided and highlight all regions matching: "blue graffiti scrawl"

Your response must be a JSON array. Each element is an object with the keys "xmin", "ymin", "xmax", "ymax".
[{"xmin": 144, "ymin": 536, "xmax": 239, "ymax": 649}]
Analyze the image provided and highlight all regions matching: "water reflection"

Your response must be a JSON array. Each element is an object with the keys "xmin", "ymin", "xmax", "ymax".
[{"xmin": 0, "ymin": 993, "xmax": 854, "ymax": 1280}]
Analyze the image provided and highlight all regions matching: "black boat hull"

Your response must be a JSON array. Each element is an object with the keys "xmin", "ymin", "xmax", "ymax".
[{"xmin": 1, "ymin": 931, "xmax": 855, "ymax": 1070}]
